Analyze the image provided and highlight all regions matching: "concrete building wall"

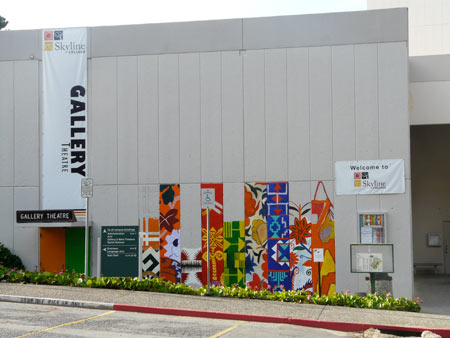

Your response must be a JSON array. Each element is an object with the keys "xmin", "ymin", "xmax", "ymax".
[
  {"xmin": 410, "ymin": 55, "xmax": 450, "ymax": 125},
  {"xmin": 0, "ymin": 60, "xmax": 40, "ymax": 270},
  {"xmin": 368, "ymin": 0, "xmax": 450, "ymax": 56},
  {"xmin": 0, "ymin": 9, "xmax": 413, "ymax": 297}
]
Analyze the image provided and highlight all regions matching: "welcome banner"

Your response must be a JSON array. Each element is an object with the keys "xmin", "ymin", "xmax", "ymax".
[
  {"xmin": 42, "ymin": 28, "xmax": 87, "ymax": 209},
  {"xmin": 335, "ymin": 159, "xmax": 405, "ymax": 195}
]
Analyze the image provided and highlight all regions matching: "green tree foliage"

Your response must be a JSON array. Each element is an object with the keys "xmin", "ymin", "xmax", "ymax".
[
  {"xmin": 0, "ymin": 243, "xmax": 25, "ymax": 269},
  {"xmin": 0, "ymin": 16, "xmax": 8, "ymax": 30}
]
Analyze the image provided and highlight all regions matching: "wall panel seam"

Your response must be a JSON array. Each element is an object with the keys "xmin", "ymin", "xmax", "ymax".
[
  {"xmin": 353, "ymin": 45, "xmax": 358, "ymax": 215},
  {"xmin": 241, "ymin": 52, "xmax": 246, "ymax": 182},
  {"xmin": 376, "ymin": 44, "xmax": 381, "ymax": 160},
  {"xmin": 12, "ymin": 61, "xmax": 15, "ymax": 250},
  {"xmin": 136, "ymin": 57, "xmax": 140, "ymax": 185},
  {"xmin": 308, "ymin": 48, "xmax": 312, "ymax": 187},
  {"xmin": 285, "ymin": 49, "xmax": 289, "ymax": 181},
  {"xmin": 331, "ymin": 46, "xmax": 335, "ymax": 181},
  {"xmin": 286, "ymin": 49, "xmax": 290, "ymax": 180},
  {"xmin": 115, "ymin": 58, "xmax": 119, "ymax": 223},
  {"xmin": 178, "ymin": 54, "xmax": 181, "ymax": 184},
  {"xmin": 263, "ymin": 51, "xmax": 267, "ymax": 181},
  {"xmin": 37, "ymin": 61, "xmax": 41, "ymax": 208},
  {"xmin": 157, "ymin": 56, "xmax": 160, "ymax": 184},
  {"xmin": 220, "ymin": 52, "xmax": 224, "ymax": 183},
  {"xmin": 376, "ymin": 43, "xmax": 381, "ymax": 208},
  {"xmin": 199, "ymin": 54, "xmax": 202, "ymax": 182},
  {"xmin": 353, "ymin": 45, "xmax": 357, "ymax": 161}
]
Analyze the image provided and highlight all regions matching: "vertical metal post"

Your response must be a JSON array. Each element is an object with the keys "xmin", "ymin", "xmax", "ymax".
[
  {"xmin": 96, "ymin": 237, "xmax": 101, "ymax": 279},
  {"xmin": 207, "ymin": 207, "xmax": 210, "ymax": 295},
  {"xmin": 138, "ymin": 236, "xmax": 143, "ymax": 281},
  {"xmin": 370, "ymin": 272, "xmax": 376, "ymax": 294},
  {"xmin": 318, "ymin": 262, "xmax": 322, "ymax": 296},
  {"xmin": 84, "ymin": 197, "xmax": 89, "ymax": 280}
]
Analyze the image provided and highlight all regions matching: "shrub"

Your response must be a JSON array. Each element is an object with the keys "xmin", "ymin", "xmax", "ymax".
[
  {"xmin": 0, "ymin": 243, "xmax": 25, "ymax": 270},
  {"xmin": 0, "ymin": 265, "xmax": 421, "ymax": 312}
]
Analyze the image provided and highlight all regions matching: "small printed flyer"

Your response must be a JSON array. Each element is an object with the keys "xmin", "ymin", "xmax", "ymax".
[{"xmin": 356, "ymin": 253, "xmax": 383, "ymax": 272}]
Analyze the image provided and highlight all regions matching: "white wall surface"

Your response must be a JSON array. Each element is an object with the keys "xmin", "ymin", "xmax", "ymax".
[
  {"xmin": 0, "ymin": 10, "xmax": 412, "ymax": 297},
  {"xmin": 85, "ymin": 41, "xmax": 412, "ymax": 297},
  {"xmin": 410, "ymin": 81, "xmax": 450, "ymax": 125},
  {"xmin": 0, "ymin": 60, "xmax": 40, "ymax": 270},
  {"xmin": 0, "ymin": 9, "xmax": 408, "ymax": 61},
  {"xmin": 368, "ymin": 0, "xmax": 450, "ymax": 56},
  {"xmin": 409, "ymin": 55, "xmax": 450, "ymax": 125},
  {"xmin": 137, "ymin": 55, "xmax": 159, "ymax": 184}
]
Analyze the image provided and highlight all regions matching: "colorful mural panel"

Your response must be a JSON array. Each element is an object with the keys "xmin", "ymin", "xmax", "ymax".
[
  {"xmin": 311, "ymin": 181, "xmax": 336, "ymax": 296},
  {"xmin": 267, "ymin": 182, "xmax": 291, "ymax": 291},
  {"xmin": 201, "ymin": 183, "xmax": 224, "ymax": 286},
  {"xmin": 159, "ymin": 184, "xmax": 181, "ymax": 283},
  {"xmin": 289, "ymin": 202, "xmax": 313, "ymax": 293},
  {"xmin": 244, "ymin": 182, "xmax": 268, "ymax": 290},
  {"xmin": 223, "ymin": 221, "xmax": 246, "ymax": 287},
  {"xmin": 139, "ymin": 217, "xmax": 160, "ymax": 278},
  {"xmin": 139, "ymin": 185, "xmax": 160, "ymax": 278},
  {"xmin": 127, "ymin": 180, "xmax": 335, "ymax": 295},
  {"xmin": 181, "ymin": 248, "xmax": 202, "ymax": 289}
]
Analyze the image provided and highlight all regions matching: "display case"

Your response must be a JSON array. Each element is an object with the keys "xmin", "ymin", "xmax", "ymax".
[
  {"xmin": 358, "ymin": 212, "xmax": 387, "ymax": 244},
  {"xmin": 350, "ymin": 243, "xmax": 394, "ymax": 273}
]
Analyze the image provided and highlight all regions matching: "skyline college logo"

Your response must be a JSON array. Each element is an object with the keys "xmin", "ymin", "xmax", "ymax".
[
  {"xmin": 44, "ymin": 30, "xmax": 63, "ymax": 51},
  {"xmin": 354, "ymin": 172, "xmax": 369, "ymax": 187}
]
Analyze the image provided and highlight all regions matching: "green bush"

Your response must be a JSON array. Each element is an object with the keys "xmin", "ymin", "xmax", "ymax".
[
  {"xmin": 0, "ymin": 244, "xmax": 25, "ymax": 270},
  {"xmin": 0, "ymin": 265, "xmax": 421, "ymax": 312}
]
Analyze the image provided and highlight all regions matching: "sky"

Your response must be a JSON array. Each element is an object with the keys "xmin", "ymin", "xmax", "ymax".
[{"xmin": 1, "ymin": 0, "xmax": 366, "ymax": 30}]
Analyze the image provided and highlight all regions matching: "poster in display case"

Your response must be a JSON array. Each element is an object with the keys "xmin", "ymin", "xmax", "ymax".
[
  {"xmin": 350, "ymin": 244, "xmax": 394, "ymax": 273},
  {"xmin": 358, "ymin": 212, "xmax": 387, "ymax": 244}
]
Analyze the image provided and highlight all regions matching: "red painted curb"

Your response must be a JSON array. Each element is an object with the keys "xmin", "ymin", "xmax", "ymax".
[{"xmin": 113, "ymin": 304, "xmax": 450, "ymax": 338}]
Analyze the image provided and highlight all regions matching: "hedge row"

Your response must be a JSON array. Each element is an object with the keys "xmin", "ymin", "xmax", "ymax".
[{"xmin": 0, "ymin": 266, "xmax": 421, "ymax": 312}]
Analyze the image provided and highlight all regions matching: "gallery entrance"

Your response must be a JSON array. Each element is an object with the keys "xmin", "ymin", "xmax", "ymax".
[
  {"xmin": 40, "ymin": 227, "xmax": 91, "ymax": 274},
  {"xmin": 410, "ymin": 124, "xmax": 450, "ymax": 275},
  {"xmin": 443, "ymin": 221, "xmax": 450, "ymax": 274}
]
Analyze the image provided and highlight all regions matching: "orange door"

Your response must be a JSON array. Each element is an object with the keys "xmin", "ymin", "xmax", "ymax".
[{"xmin": 40, "ymin": 228, "xmax": 66, "ymax": 273}]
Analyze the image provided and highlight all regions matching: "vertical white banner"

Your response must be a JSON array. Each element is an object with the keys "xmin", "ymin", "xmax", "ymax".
[{"xmin": 42, "ymin": 28, "xmax": 87, "ymax": 209}]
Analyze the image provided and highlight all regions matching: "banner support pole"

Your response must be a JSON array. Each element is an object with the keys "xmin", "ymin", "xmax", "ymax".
[
  {"xmin": 96, "ymin": 237, "xmax": 101, "ymax": 279},
  {"xmin": 207, "ymin": 207, "xmax": 210, "ymax": 295},
  {"xmin": 84, "ymin": 196, "xmax": 89, "ymax": 280},
  {"xmin": 138, "ymin": 236, "xmax": 143, "ymax": 281}
]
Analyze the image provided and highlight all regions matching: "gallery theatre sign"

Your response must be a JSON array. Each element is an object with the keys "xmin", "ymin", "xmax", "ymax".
[{"xmin": 16, "ymin": 210, "xmax": 76, "ymax": 223}]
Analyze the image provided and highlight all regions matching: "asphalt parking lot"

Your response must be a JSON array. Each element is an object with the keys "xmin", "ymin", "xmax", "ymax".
[{"xmin": 0, "ymin": 302, "xmax": 358, "ymax": 338}]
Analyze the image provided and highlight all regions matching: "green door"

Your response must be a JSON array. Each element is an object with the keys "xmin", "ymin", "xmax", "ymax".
[{"xmin": 65, "ymin": 227, "xmax": 91, "ymax": 275}]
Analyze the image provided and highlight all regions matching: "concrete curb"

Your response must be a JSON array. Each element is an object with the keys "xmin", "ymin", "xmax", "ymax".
[
  {"xmin": 113, "ymin": 304, "xmax": 450, "ymax": 338},
  {"xmin": 1, "ymin": 294, "xmax": 449, "ymax": 338},
  {"xmin": 0, "ymin": 294, "xmax": 113, "ymax": 310}
]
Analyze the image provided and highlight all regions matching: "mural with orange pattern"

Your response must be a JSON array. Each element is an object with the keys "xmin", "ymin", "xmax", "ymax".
[
  {"xmin": 311, "ymin": 181, "xmax": 336, "ymax": 296},
  {"xmin": 159, "ymin": 184, "xmax": 181, "ymax": 283}
]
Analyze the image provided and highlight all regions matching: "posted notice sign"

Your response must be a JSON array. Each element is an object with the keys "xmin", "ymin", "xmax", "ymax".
[
  {"xmin": 201, "ymin": 188, "xmax": 215, "ymax": 209},
  {"xmin": 335, "ymin": 159, "xmax": 405, "ymax": 195},
  {"xmin": 101, "ymin": 226, "xmax": 138, "ymax": 277}
]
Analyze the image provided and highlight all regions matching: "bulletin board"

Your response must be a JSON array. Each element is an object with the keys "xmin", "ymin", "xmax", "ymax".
[{"xmin": 358, "ymin": 212, "xmax": 387, "ymax": 244}]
